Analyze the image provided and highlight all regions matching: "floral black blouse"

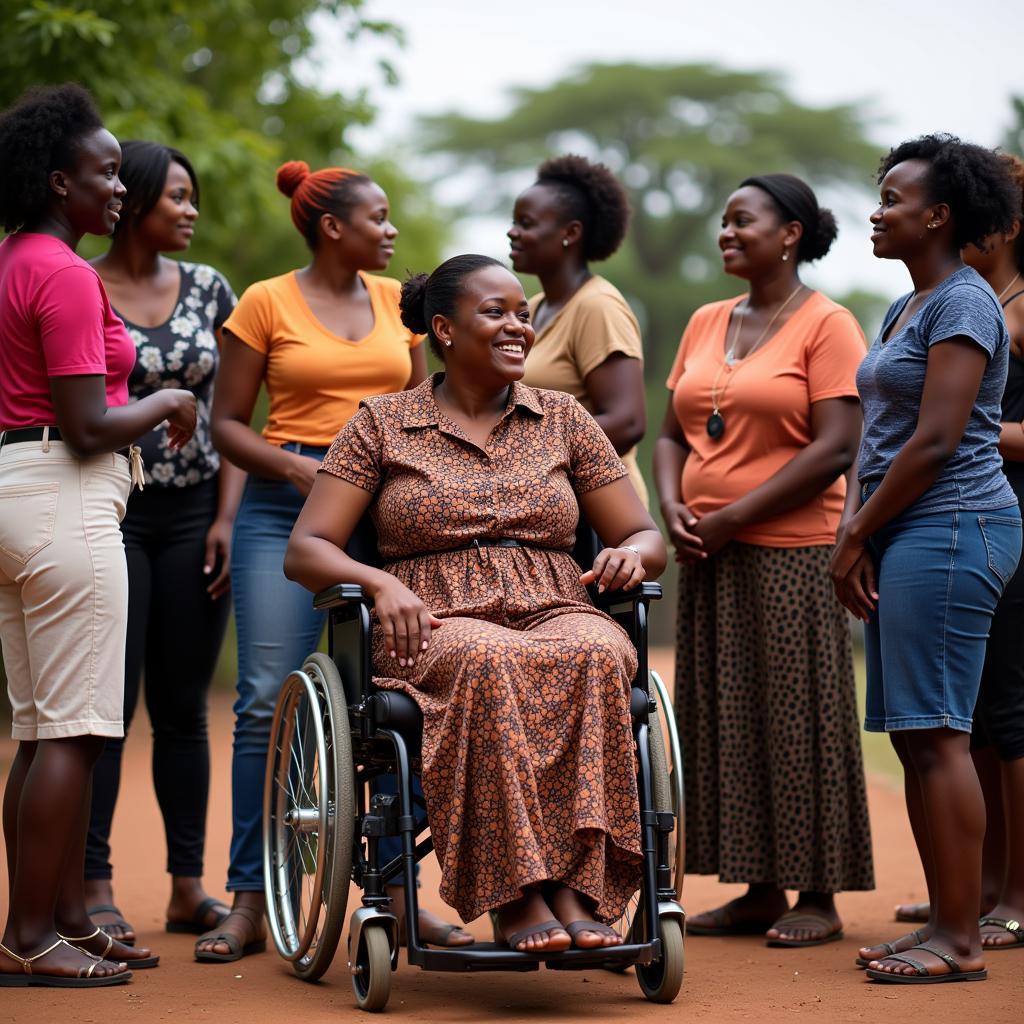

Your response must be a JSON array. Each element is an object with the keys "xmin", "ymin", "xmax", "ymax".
[{"xmin": 120, "ymin": 261, "xmax": 236, "ymax": 487}]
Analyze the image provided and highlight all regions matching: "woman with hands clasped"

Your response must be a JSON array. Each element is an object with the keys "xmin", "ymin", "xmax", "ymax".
[
  {"xmin": 837, "ymin": 136, "xmax": 1021, "ymax": 985},
  {"xmin": 655, "ymin": 174, "xmax": 874, "ymax": 948},
  {"xmin": 201, "ymin": 160, "xmax": 427, "ymax": 962},
  {"xmin": 285, "ymin": 255, "xmax": 666, "ymax": 952}
]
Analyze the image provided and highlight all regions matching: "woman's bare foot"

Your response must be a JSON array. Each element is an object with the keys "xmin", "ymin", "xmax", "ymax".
[
  {"xmin": 495, "ymin": 890, "xmax": 571, "ymax": 953},
  {"xmin": 83, "ymin": 880, "xmax": 135, "ymax": 944},
  {"xmin": 980, "ymin": 903, "xmax": 1024, "ymax": 948},
  {"xmin": 385, "ymin": 885, "xmax": 473, "ymax": 947},
  {"xmin": 194, "ymin": 893, "xmax": 265, "ymax": 960},
  {"xmin": 548, "ymin": 885, "xmax": 622, "ymax": 949},
  {"xmin": 0, "ymin": 932, "xmax": 129, "ymax": 980}
]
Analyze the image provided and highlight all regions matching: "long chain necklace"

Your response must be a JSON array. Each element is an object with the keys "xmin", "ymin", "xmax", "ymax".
[
  {"xmin": 706, "ymin": 284, "xmax": 806, "ymax": 440},
  {"xmin": 997, "ymin": 271, "xmax": 1022, "ymax": 303}
]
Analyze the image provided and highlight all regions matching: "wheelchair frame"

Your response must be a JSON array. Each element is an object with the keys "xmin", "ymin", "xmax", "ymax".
[{"xmin": 263, "ymin": 538, "xmax": 685, "ymax": 1011}]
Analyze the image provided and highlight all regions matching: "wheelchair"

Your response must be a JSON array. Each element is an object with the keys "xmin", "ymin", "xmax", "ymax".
[{"xmin": 262, "ymin": 520, "xmax": 686, "ymax": 1012}]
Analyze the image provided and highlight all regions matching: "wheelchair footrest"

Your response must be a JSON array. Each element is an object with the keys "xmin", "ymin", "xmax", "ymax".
[{"xmin": 406, "ymin": 940, "xmax": 658, "ymax": 973}]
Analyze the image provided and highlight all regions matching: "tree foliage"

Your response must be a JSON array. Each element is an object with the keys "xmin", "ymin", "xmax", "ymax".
[
  {"xmin": 0, "ymin": 0, "xmax": 447, "ymax": 287},
  {"xmin": 422, "ymin": 62, "xmax": 882, "ymax": 381},
  {"xmin": 1005, "ymin": 96, "xmax": 1024, "ymax": 158}
]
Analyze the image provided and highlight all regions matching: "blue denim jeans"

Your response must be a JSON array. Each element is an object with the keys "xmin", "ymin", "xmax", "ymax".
[
  {"xmin": 227, "ymin": 450, "xmax": 328, "ymax": 891},
  {"xmin": 864, "ymin": 486, "xmax": 1022, "ymax": 735}
]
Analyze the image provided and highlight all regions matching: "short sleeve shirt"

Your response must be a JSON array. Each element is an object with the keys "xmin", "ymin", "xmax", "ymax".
[
  {"xmin": 666, "ymin": 290, "xmax": 866, "ymax": 547},
  {"xmin": 521, "ymin": 275, "xmax": 647, "ymax": 505},
  {"xmin": 118, "ymin": 262, "xmax": 235, "ymax": 487},
  {"xmin": 318, "ymin": 376, "xmax": 626, "ymax": 560},
  {"xmin": 224, "ymin": 271, "xmax": 423, "ymax": 446},
  {"xmin": 857, "ymin": 266, "xmax": 1014, "ymax": 514},
  {"xmin": 0, "ymin": 233, "xmax": 135, "ymax": 429}
]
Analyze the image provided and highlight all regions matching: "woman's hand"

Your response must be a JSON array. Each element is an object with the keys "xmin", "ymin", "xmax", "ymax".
[
  {"xmin": 831, "ymin": 526, "xmax": 878, "ymax": 621},
  {"xmin": 371, "ymin": 575, "xmax": 443, "ymax": 667},
  {"xmin": 692, "ymin": 508, "xmax": 738, "ymax": 558},
  {"xmin": 579, "ymin": 546, "xmax": 646, "ymax": 593},
  {"xmin": 203, "ymin": 516, "xmax": 233, "ymax": 599},
  {"xmin": 164, "ymin": 390, "xmax": 198, "ymax": 449},
  {"xmin": 285, "ymin": 453, "xmax": 322, "ymax": 497},
  {"xmin": 661, "ymin": 500, "xmax": 705, "ymax": 562}
]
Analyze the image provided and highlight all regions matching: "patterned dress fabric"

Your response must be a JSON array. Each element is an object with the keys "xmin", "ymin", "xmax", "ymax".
[
  {"xmin": 119, "ymin": 261, "xmax": 235, "ymax": 487},
  {"xmin": 320, "ymin": 376, "xmax": 643, "ymax": 922},
  {"xmin": 676, "ymin": 543, "xmax": 875, "ymax": 893}
]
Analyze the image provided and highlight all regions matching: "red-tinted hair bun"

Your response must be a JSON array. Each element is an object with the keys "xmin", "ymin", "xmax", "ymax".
[
  {"xmin": 276, "ymin": 160, "xmax": 311, "ymax": 198},
  {"xmin": 275, "ymin": 161, "xmax": 371, "ymax": 248}
]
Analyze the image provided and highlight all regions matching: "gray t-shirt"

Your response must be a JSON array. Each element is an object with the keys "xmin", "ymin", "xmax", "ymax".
[{"xmin": 856, "ymin": 265, "xmax": 1014, "ymax": 514}]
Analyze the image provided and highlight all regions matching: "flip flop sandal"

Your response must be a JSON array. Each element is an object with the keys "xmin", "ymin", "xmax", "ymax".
[
  {"xmin": 0, "ymin": 937, "xmax": 133, "ymax": 988},
  {"xmin": 398, "ymin": 915, "xmax": 475, "ymax": 948},
  {"xmin": 765, "ymin": 912, "xmax": 843, "ymax": 948},
  {"xmin": 501, "ymin": 919, "xmax": 570, "ymax": 952},
  {"xmin": 894, "ymin": 901, "xmax": 930, "ymax": 924},
  {"xmin": 979, "ymin": 916, "xmax": 1024, "ymax": 951},
  {"xmin": 686, "ymin": 912, "xmax": 776, "ymax": 936},
  {"xmin": 855, "ymin": 928, "xmax": 925, "ymax": 968},
  {"xmin": 194, "ymin": 906, "xmax": 266, "ymax": 964},
  {"xmin": 564, "ymin": 921, "xmax": 623, "ymax": 949},
  {"xmin": 166, "ymin": 897, "xmax": 231, "ymax": 935},
  {"xmin": 60, "ymin": 927, "xmax": 160, "ymax": 969},
  {"xmin": 87, "ymin": 903, "xmax": 135, "ymax": 947},
  {"xmin": 865, "ymin": 942, "xmax": 987, "ymax": 984}
]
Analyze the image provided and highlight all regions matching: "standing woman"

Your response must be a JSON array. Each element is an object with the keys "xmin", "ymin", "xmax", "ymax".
[
  {"xmin": 509, "ymin": 155, "xmax": 647, "ymax": 504},
  {"xmin": 84, "ymin": 141, "xmax": 244, "ymax": 945},
  {"xmin": 840, "ymin": 137, "xmax": 1021, "ymax": 984},
  {"xmin": 200, "ymin": 161, "xmax": 429, "ymax": 962},
  {"xmin": 655, "ymin": 174, "xmax": 874, "ymax": 947},
  {"xmin": 0, "ymin": 85, "xmax": 196, "ymax": 986}
]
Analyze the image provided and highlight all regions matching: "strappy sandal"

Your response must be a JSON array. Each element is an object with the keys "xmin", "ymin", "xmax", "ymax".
[
  {"xmin": 166, "ymin": 896, "xmax": 231, "ymax": 935},
  {"xmin": 501, "ymin": 919, "xmax": 570, "ymax": 953},
  {"xmin": 765, "ymin": 911, "xmax": 843, "ymax": 948},
  {"xmin": 563, "ymin": 920, "xmax": 623, "ymax": 949},
  {"xmin": 979, "ymin": 916, "xmax": 1024, "ymax": 951},
  {"xmin": 194, "ymin": 905, "xmax": 267, "ymax": 963},
  {"xmin": 87, "ymin": 903, "xmax": 135, "ymax": 946},
  {"xmin": 0, "ymin": 937, "xmax": 132, "ymax": 988},
  {"xmin": 865, "ymin": 941, "xmax": 987, "ymax": 984},
  {"xmin": 60, "ymin": 926, "xmax": 160, "ymax": 969},
  {"xmin": 397, "ymin": 914, "xmax": 474, "ymax": 948},
  {"xmin": 855, "ymin": 927, "xmax": 925, "ymax": 968}
]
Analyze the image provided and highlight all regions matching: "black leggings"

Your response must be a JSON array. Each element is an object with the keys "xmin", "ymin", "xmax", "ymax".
[{"xmin": 85, "ymin": 477, "xmax": 230, "ymax": 880}]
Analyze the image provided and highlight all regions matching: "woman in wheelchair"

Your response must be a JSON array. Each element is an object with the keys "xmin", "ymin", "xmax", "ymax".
[{"xmin": 285, "ymin": 254, "xmax": 666, "ymax": 953}]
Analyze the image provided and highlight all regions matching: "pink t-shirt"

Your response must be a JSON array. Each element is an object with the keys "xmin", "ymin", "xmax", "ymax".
[{"xmin": 0, "ymin": 233, "xmax": 135, "ymax": 430}]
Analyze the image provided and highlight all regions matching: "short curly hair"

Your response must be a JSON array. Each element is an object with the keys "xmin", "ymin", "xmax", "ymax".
[
  {"xmin": 536, "ymin": 154, "xmax": 630, "ymax": 262},
  {"xmin": 877, "ymin": 134, "xmax": 1019, "ymax": 251},
  {"xmin": 0, "ymin": 83, "xmax": 104, "ymax": 233}
]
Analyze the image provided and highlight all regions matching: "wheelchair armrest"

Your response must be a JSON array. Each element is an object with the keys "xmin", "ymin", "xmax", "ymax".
[
  {"xmin": 313, "ymin": 583, "xmax": 373, "ymax": 610},
  {"xmin": 592, "ymin": 581, "xmax": 662, "ymax": 611}
]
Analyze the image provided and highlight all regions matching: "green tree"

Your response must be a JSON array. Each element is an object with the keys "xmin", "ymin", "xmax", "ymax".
[
  {"xmin": 421, "ymin": 62, "xmax": 881, "ymax": 381},
  {"xmin": 0, "ymin": 0, "xmax": 447, "ymax": 286},
  {"xmin": 1004, "ymin": 95, "xmax": 1024, "ymax": 156}
]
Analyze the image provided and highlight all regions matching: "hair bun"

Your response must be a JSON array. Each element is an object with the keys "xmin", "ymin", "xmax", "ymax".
[
  {"xmin": 804, "ymin": 206, "xmax": 838, "ymax": 261},
  {"xmin": 399, "ymin": 272, "xmax": 430, "ymax": 335},
  {"xmin": 276, "ymin": 160, "xmax": 310, "ymax": 198}
]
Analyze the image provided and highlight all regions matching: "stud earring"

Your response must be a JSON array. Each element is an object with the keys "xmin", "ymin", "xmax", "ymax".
[
  {"xmin": 781, "ymin": 249, "xmax": 790, "ymax": 262},
  {"xmin": 443, "ymin": 339, "xmax": 452, "ymax": 348},
  {"xmin": 562, "ymin": 239, "xmax": 569, "ymax": 248}
]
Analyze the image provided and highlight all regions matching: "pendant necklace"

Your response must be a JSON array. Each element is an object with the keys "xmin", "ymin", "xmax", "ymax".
[
  {"xmin": 997, "ymin": 271, "xmax": 1021, "ymax": 303},
  {"xmin": 706, "ymin": 283, "xmax": 806, "ymax": 440}
]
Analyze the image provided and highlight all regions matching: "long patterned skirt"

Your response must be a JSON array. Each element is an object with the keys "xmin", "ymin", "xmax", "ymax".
[{"xmin": 675, "ymin": 542, "xmax": 875, "ymax": 893}]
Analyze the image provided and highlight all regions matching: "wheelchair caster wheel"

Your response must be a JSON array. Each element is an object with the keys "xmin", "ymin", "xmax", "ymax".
[
  {"xmin": 636, "ymin": 916, "xmax": 684, "ymax": 1003},
  {"xmin": 351, "ymin": 924, "xmax": 392, "ymax": 1012}
]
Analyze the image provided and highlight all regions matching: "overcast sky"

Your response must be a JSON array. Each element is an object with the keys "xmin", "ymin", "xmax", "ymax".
[{"xmin": 315, "ymin": 0, "xmax": 1019, "ymax": 303}]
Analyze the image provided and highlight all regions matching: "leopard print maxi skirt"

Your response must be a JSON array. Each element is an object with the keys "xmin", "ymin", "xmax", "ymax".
[{"xmin": 675, "ymin": 542, "xmax": 875, "ymax": 893}]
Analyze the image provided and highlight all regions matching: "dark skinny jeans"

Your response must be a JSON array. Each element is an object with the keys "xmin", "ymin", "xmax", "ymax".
[{"xmin": 85, "ymin": 476, "xmax": 230, "ymax": 880}]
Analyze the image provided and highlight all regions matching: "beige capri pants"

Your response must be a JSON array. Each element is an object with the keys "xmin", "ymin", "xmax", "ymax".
[{"xmin": 0, "ymin": 437, "xmax": 131, "ymax": 740}]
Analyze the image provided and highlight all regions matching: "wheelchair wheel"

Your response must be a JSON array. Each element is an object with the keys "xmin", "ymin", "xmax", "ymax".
[
  {"xmin": 264, "ymin": 653, "xmax": 355, "ymax": 981},
  {"xmin": 636, "ymin": 915, "xmax": 684, "ymax": 1003},
  {"xmin": 351, "ymin": 923, "xmax": 392, "ymax": 1012},
  {"xmin": 649, "ymin": 669, "xmax": 684, "ymax": 897}
]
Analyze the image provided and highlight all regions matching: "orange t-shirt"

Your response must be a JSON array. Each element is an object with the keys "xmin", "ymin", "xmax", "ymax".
[
  {"xmin": 224, "ymin": 271, "xmax": 422, "ymax": 446},
  {"xmin": 666, "ymin": 291, "xmax": 866, "ymax": 547}
]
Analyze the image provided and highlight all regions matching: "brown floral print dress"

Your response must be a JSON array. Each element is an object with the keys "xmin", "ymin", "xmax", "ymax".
[{"xmin": 319, "ymin": 376, "xmax": 643, "ymax": 923}]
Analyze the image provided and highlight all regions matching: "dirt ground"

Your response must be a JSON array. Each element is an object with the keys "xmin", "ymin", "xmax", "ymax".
[{"xmin": 1, "ymin": 649, "xmax": 1021, "ymax": 1023}]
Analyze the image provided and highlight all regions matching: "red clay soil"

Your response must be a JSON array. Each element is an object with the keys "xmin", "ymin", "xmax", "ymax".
[{"xmin": 2, "ymin": 650, "xmax": 1021, "ymax": 1023}]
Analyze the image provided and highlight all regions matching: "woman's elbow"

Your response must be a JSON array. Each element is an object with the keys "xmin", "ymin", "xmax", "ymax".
[
  {"xmin": 608, "ymin": 412, "xmax": 646, "ymax": 453},
  {"xmin": 282, "ymin": 540, "xmax": 304, "ymax": 585}
]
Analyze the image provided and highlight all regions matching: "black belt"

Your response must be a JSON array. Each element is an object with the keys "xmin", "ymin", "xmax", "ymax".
[
  {"xmin": 391, "ymin": 538, "xmax": 572, "ymax": 563},
  {"xmin": 0, "ymin": 426, "xmax": 130, "ymax": 458}
]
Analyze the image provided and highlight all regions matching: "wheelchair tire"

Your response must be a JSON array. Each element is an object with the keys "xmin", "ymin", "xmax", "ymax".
[
  {"xmin": 351, "ymin": 923, "xmax": 392, "ymax": 1012},
  {"xmin": 650, "ymin": 670, "xmax": 684, "ymax": 897},
  {"xmin": 636, "ymin": 916, "xmax": 684, "ymax": 1004},
  {"xmin": 263, "ymin": 653, "xmax": 354, "ymax": 982}
]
